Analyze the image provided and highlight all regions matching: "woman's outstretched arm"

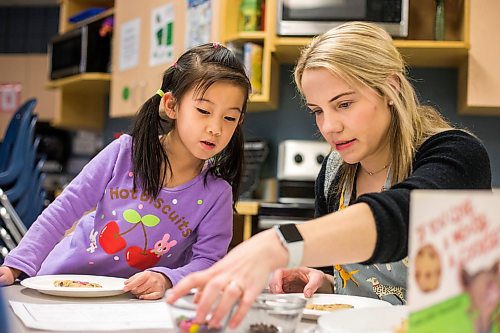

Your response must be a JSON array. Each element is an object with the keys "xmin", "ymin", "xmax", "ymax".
[{"xmin": 167, "ymin": 202, "xmax": 377, "ymax": 329}]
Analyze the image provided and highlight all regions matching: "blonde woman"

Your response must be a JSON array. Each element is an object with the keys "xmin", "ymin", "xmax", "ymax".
[
  {"xmin": 268, "ymin": 20, "xmax": 471, "ymax": 305},
  {"xmin": 167, "ymin": 22, "xmax": 491, "ymax": 329}
]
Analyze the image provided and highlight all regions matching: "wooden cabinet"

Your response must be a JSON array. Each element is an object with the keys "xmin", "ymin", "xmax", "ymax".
[
  {"xmin": 46, "ymin": 73, "xmax": 111, "ymax": 129},
  {"xmin": 49, "ymin": 0, "xmax": 500, "ymax": 122},
  {"xmin": 235, "ymin": 201, "xmax": 259, "ymax": 241},
  {"xmin": 221, "ymin": 0, "xmax": 470, "ymax": 112},
  {"xmin": 459, "ymin": 0, "xmax": 500, "ymax": 115},
  {"xmin": 110, "ymin": 0, "xmax": 222, "ymax": 117},
  {"xmin": 46, "ymin": 0, "xmax": 113, "ymax": 130},
  {"xmin": 219, "ymin": 0, "xmax": 278, "ymax": 111}
]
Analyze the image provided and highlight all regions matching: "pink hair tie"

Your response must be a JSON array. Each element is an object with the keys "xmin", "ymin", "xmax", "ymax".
[
  {"xmin": 213, "ymin": 42, "xmax": 221, "ymax": 48},
  {"xmin": 172, "ymin": 61, "xmax": 177, "ymax": 68}
]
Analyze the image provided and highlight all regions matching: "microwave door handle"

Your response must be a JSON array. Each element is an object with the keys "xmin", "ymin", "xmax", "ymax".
[{"xmin": 81, "ymin": 25, "xmax": 88, "ymax": 73}]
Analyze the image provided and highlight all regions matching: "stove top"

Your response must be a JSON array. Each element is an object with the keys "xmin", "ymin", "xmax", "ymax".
[{"xmin": 259, "ymin": 202, "xmax": 315, "ymax": 218}]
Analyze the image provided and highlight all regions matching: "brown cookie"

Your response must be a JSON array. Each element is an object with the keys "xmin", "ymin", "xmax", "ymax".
[{"xmin": 415, "ymin": 244, "xmax": 441, "ymax": 292}]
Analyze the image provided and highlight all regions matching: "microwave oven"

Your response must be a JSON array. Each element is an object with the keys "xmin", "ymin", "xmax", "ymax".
[
  {"xmin": 277, "ymin": 0, "xmax": 409, "ymax": 37},
  {"xmin": 48, "ymin": 17, "xmax": 112, "ymax": 80}
]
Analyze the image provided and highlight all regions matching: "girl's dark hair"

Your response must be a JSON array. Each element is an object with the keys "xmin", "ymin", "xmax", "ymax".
[{"xmin": 130, "ymin": 43, "xmax": 251, "ymax": 208}]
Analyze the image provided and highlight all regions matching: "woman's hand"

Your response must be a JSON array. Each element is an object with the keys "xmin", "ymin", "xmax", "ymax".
[
  {"xmin": 0, "ymin": 266, "xmax": 21, "ymax": 286},
  {"xmin": 269, "ymin": 267, "xmax": 333, "ymax": 297},
  {"xmin": 123, "ymin": 271, "xmax": 172, "ymax": 300},
  {"xmin": 167, "ymin": 229, "xmax": 288, "ymax": 330}
]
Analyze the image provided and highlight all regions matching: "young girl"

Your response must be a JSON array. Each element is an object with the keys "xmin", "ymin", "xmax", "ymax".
[
  {"xmin": 167, "ymin": 22, "xmax": 491, "ymax": 329},
  {"xmin": 0, "ymin": 43, "xmax": 251, "ymax": 300}
]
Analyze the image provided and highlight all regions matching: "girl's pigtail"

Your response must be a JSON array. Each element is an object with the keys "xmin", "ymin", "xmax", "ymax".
[
  {"xmin": 228, "ymin": 125, "xmax": 245, "ymax": 205},
  {"xmin": 131, "ymin": 94, "xmax": 168, "ymax": 199}
]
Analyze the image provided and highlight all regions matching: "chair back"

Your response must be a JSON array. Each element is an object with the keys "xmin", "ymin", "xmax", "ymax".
[
  {"xmin": 0, "ymin": 98, "xmax": 36, "ymax": 171},
  {"xmin": 0, "ymin": 188, "xmax": 26, "ymax": 242},
  {"xmin": 4, "ymin": 127, "xmax": 40, "ymax": 202},
  {"xmin": 0, "ymin": 105, "xmax": 36, "ymax": 185}
]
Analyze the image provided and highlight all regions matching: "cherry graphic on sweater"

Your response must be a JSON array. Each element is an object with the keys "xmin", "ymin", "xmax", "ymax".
[
  {"xmin": 99, "ymin": 209, "xmax": 162, "ymax": 270},
  {"xmin": 124, "ymin": 209, "xmax": 162, "ymax": 270},
  {"xmin": 126, "ymin": 246, "xmax": 160, "ymax": 270},
  {"xmin": 99, "ymin": 221, "xmax": 127, "ymax": 254}
]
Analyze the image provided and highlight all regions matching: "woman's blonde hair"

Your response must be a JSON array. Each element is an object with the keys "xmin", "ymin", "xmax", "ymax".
[{"xmin": 294, "ymin": 21, "xmax": 453, "ymax": 191}]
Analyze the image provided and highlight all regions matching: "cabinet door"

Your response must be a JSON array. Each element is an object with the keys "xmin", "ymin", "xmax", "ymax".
[
  {"xmin": 110, "ymin": 0, "xmax": 221, "ymax": 117},
  {"xmin": 462, "ymin": 0, "xmax": 500, "ymax": 114}
]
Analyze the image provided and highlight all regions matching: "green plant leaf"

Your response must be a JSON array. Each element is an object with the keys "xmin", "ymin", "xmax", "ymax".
[
  {"xmin": 123, "ymin": 209, "xmax": 141, "ymax": 224},
  {"xmin": 142, "ymin": 214, "xmax": 160, "ymax": 227}
]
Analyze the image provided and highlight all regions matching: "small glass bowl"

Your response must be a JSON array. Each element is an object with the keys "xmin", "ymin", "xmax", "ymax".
[
  {"xmin": 240, "ymin": 294, "xmax": 306, "ymax": 333},
  {"xmin": 169, "ymin": 291, "xmax": 232, "ymax": 333}
]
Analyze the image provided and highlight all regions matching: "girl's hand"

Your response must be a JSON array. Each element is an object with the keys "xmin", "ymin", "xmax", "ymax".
[
  {"xmin": 269, "ymin": 267, "xmax": 331, "ymax": 297},
  {"xmin": 123, "ymin": 271, "xmax": 172, "ymax": 300},
  {"xmin": 0, "ymin": 266, "xmax": 21, "ymax": 286},
  {"xmin": 167, "ymin": 229, "xmax": 288, "ymax": 330}
]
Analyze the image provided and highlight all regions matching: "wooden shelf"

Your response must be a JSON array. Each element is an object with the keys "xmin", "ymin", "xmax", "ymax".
[
  {"xmin": 47, "ymin": 73, "xmax": 111, "ymax": 130},
  {"xmin": 248, "ymin": 95, "xmax": 277, "ymax": 111},
  {"xmin": 274, "ymin": 38, "xmax": 469, "ymax": 68},
  {"xmin": 235, "ymin": 201, "xmax": 259, "ymax": 215},
  {"xmin": 50, "ymin": 1, "xmax": 115, "ymax": 129},
  {"xmin": 225, "ymin": 31, "xmax": 267, "ymax": 42},
  {"xmin": 394, "ymin": 40, "xmax": 469, "ymax": 67},
  {"xmin": 72, "ymin": 7, "xmax": 114, "ymax": 29},
  {"xmin": 272, "ymin": 37, "xmax": 310, "ymax": 63},
  {"xmin": 46, "ymin": 73, "xmax": 111, "ymax": 91},
  {"xmin": 59, "ymin": 0, "xmax": 114, "ymax": 33},
  {"xmin": 235, "ymin": 201, "xmax": 259, "ymax": 240}
]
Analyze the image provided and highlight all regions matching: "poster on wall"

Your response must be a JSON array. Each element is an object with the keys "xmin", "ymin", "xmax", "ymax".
[
  {"xmin": 185, "ymin": 0, "xmax": 212, "ymax": 48},
  {"xmin": 119, "ymin": 18, "xmax": 141, "ymax": 71},
  {"xmin": 0, "ymin": 83, "xmax": 22, "ymax": 113},
  {"xmin": 150, "ymin": 3, "xmax": 175, "ymax": 67},
  {"xmin": 408, "ymin": 190, "xmax": 500, "ymax": 333}
]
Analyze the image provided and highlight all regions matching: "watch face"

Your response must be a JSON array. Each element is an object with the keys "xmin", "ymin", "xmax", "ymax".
[{"xmin": 279, "ymin": 224, "xmax": 303, "ymax": 243}]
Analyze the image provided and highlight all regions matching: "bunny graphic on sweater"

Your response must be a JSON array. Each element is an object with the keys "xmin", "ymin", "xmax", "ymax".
[
  {"xmin": 151, "ymin": 233, "xmax": 177, "ymax": 258},
  {"xmin": 86, "ymin": 228, "xmax": 98, "ymax": 253}
]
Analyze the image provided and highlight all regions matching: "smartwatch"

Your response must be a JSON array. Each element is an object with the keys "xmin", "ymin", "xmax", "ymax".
[{"xmin": 273, "ymin": 224, "xmax": 304, "ymax": 268}]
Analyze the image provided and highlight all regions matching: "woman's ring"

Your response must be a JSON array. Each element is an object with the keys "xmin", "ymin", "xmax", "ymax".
[{"xmin": 227, "ymin": 280, "xmax": 245, "ymax": 295}]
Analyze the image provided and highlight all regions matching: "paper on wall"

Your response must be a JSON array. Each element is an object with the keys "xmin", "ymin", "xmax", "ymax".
[
  {"xmin": 119, "ymin": 18, "xmax": 141, "ymax": 71},
  {"xmin": 185, "ymin": 0, "xmax": 212, "ymax": 48},
  {"xmin": 150, "ymin": 3, "xmax": 175, "ymax": 67}
]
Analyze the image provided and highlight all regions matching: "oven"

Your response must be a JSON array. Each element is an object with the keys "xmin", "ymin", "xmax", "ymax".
[{"xmin": 258, "ymin": 140, "xmax": 331, "ymax": 230}]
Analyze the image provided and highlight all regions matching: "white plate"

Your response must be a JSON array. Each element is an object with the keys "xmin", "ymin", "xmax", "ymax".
[
  {"xmin": 286, "ymin": 293, "xmax": 392, "ymax": 320},
  {"xmin": 21, "ymin": 274, "xmax": 127, "ymax": 298},
  {"xmin": 317, "ymin": 306, "xmax": 408, "ymax": 333}
]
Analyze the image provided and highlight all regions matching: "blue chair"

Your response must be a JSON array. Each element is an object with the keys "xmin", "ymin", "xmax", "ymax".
[
  {"xmin": 0, "ymin": 233, "xmax": 9, "ymax": 264},
  {"xmin": 0, "ymin": 107, "xmax": 36, "ymax": 186},
  {"xmin": 0, "ymin": 98, "xmax": 36, "ymax": 172},
  {"xmin": 4, "ymin": 136, "xmax": 40, "ymax": 202},
  {"xmin": 24, "ymin": 173, "xmax": 46, "ymax": 228},
  {"xmin": 0, "ymin": 188, "xmax": 26, "ymax": 243},
  {"xmin": 14, "ymin": 153, "xmax": 45, "ymax": 216},
  {"xmin": 15, "ymin": 161, "xmax": 46, "ymax": 229}
]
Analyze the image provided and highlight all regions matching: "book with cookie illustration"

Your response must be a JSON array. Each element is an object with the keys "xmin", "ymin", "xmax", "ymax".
[{"xmin": 408, "ymin": 190, "xmax": 500, "ymax": 333}]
